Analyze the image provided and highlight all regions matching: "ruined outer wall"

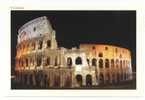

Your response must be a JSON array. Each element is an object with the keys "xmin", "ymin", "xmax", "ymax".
[{"xmin": 80, "ymin": 44, "xmax": 133, "ymax": 84}]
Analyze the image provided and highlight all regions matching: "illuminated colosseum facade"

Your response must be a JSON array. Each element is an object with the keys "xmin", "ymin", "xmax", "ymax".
[{"xmin": 15, "ymin": 16, "xmax": 133, "ymax": 88}]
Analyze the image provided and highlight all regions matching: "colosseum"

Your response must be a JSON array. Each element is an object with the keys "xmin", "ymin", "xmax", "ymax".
[{"xmin": 14, "ymin": 16, "xmax": 133, "ymax": 88}]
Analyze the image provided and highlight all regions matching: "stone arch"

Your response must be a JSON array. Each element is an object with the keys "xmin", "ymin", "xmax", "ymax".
[
  {"xmin": 46, "ymin": 57, "xmax": 50, "ymax": 66},
  {"xmin": 87, "ymin": 58, "xmax": 89, "ymax": 65},
  {"xmin": 76, "ymin": 74, "xmax": 83, "ymax": 86},
  {"xmin": 112, "ymin": 73, "xmax": 116, "ymax": 84},
  {"xmin": 67, "ymin": 57, "xmax": 72, "ymax": 67},
  {"xmin": 65, "ymin": 75, "xmax": 72, "ymax": 87},
  {"xmin": 32, "ymin": 41, "xmax": 36, "ymax": 50},
  {"xmin": 124, "ymin": 72, "xmax": 126, "ymax": 80},
  {"xmin": 37, "ymin": 57, "xmax": 42, "ymax": 66},
  {"xmin": 121, "ymin": 72, "xmax": 124, "ymax": 80},
  {"xmin": 54, "ymin": 56, "xmax": 58, "ymax": 66},
  {"xmin": 53, "ymin": 75, "xmax": 60, "ymax": 87},
  {"xmin": 105, "ymin": 73, "xmax": 110, "ymax": 84},
  {"xmin": 99, "ymin": 73, "xmax": 104, "ymax": 85},
  {"xmin": 98, "ymin": 52, "xmax": 103, "ymax": 57},
  {"xmin": 116, "ymin": 59, "xmax": 119, "ymax": 68},
  {"xmin": 24, "ymin": 74, "xmax": 28, "ymax": 85},
  {"xmin": 35, "ymin": 72, "xmax": 43, "ymax": 87},
  {"xmin": 92, "ymin": 58, "xmax": 97, "ymax": 66},
  {"xmin": 120, "ymin": 60, "xmax": 123, "ymax": 71},
  {"xmin": 86, "ymin": 74, "xmax": 92, "ymax": 86},
  {"xmin": 25, "ymin": 58, "xmax": 28, "ymax": 67},
  {"xmin": 75, "ymin": 57, "xmax": 82, "ymax": 65},
  {"xmin": 29, "ymin": 74, "xmax": 33, "ymax": 85},
  {"xmin": 38, "ymin": 40, "xmax": 43, "ymax": 49},
  {"xmin": 117, "ymin": 73, "xmax": 120, "ymax": 84},
  {"xmin": 47, "ymin": 40, "xmax": 51, "ymax": 48},
  {"xmin": 105, "ymin": 59, "xmax": 109, "ymax": 68},
  {"xmin": 43, "ymin": 74, "xmax": 49, "ymax": 87},
  {"xmin": 123, "ymin": 60, "xmax": 125, "ymax": 69},
  {"xmin": 111, "ymin": 59, "xmax": 114, "ymax": 68},
  {"xmin": 99, "ymin": 59, "xmax": 103, "ymax": 68}
]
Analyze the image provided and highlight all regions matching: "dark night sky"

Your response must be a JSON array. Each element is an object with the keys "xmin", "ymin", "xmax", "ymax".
[{"xmin": 11, "ymin": 11, "xmax": 136, "ymax": 74}]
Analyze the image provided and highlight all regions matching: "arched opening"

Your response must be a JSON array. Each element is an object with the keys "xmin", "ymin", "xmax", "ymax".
[
  {"xmin": 92, "ymin": 58, "xmax": 97, "ymax": 66},
  {"xmin": 99, "ymin": 59, "xmax": 103, "ymax": 68},
  {"xmin": 54, "ymin": 57, "xmax": 58, "ymax": 66},
  {"xmin": 86, "ymin": 74, "xmax": 92, "ymax": 86},
  {"xmin": 25, "ymin": 58, "xmax": 28, "ymax": 67},
  {"xmin": 111, "ymin": 59, "xmax": 114, "ymax": 68},
  {"xmin": 105, "ymin": 73, "xmax": 110, "ymax": 84},
  {"xmin": 53, "ymin": 75, "xmax": 60, "ymax": 87},
  {"xmin": 105, "ymin": 59, "xmax": 109, "ymax": 68},
  {"xmin": 120, "ymin": 60, "xmax": 123, "ymax": 71},
  {"xmin": 37, "ymin": 57, "xmax": 42, "ymax": 66},
  {"xmin": 76, "ymin": 74, "xmax": 83, "ymax": 86},
  {"xmin": 35, "ymin": 73, "xmax": 43, "ymax": 87},
  {"xmin": 67, "ymin": 57, "xmax": 72, "ymax": 67},
  {"xmin": 29, "ymin": 74, "xmax": 33, "ymax": 85},
  {"xmin": 99, "ymin": 73, "xmax": 104, "ymax": 85},
  {"xmin": 123, "ymin": 72, "xmax": 125, "ymax": 80},
  {"xmin": 98, "ymin": 53, "xmax": 103, "ymax": 57},
  {"xmin": 24, "ymin": 74, "xmax": 28, "ymax": 85},
  {"xmin": 32, "ymin": 42, "xmax": 35, "ymax": 50},
  {"xmin": 117, "ymin": 73, "xmax": 120, "ymax": 84},
  {"xmin": 47, "ymin": 40, "xmax": 51, "ymax": 48},
  {"xmin": 112, "ymin": 73, "xmax": 116, "ymax": 84},
  {"xmin": 121, "ymin": 72, "xmax": 123, "ymax": 80},
  {"xmin": 43, "ymin": 74, "xmax": 48, "ymax": 87},
  {"xmin": 116, "ymin": 59, "xmax": 119, "ymax": 68},
  {"xmin": 38, "ymin": 41, "xmax": 43, "ymax": 49},
  {"xmin": 29, "ymin": 58, "xmax": 32, "ymax": 66},
  {"xmin": 46, "ymin": 57, "xmax": 50, "ymax": 66},
  {"xmin": 65, "ymin": 76, "xmax": 72, "ymax": 87},
  {"xmin": 75, "ymin": 57, "xmax": 82, "ymax": 65},
  {"xmin": 87, "ymin": 59, "xmax": 89, "ymax": 65}
]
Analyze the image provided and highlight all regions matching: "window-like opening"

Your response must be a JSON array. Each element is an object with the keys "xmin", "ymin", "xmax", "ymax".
[
  {"xmin": 92, "ymin": 46, "xmax": 95, "ymax": 50},
  {"xmin": 116, "ymin": 59, "xmax": 119, "ymax": 68},
  {"xmin": 105, "ymin": 59, "xmax": 109, "ymax": 68},
  {"xmin": 53, "ymin": 75, "xmax": 60, "ymax": 87},
  {"xmin": 54, "ymin": 57, "xmax": 58, "ymax": 66},
  {"xmin": 98, "ymin": 53, "xmax": 103, "ymax": 57},
  {"xmin": 87, "ymin": 59, "xmax": 89, "ymax": 65},
  {"xmin": 99, "ymin": 59, "xmax": 103, "ymax": 68},
  {"xmin": 47, "ymin": 40, "xmax": 51, "ymax": 48},
  {"xmin": 105, "ymin": 47, "xmax": 108, "ymax": 50},
  {"xmin": 99, "ymin": 73, "xmax": 104, "ymax": 84},
  {"xmin": 115, "ymin": 48, "xmax": 118, "ymax": 53},
  {"xmin": 92, "ymin": 58, "xmax": 97, "ymax": 66},
  {"xmin": 120, "ymin": 54, "xmax": 122, "ymax": 58},
  {"xmin": 123, "ymin": 60, "xmax": 125, "ymax": 66},
  {"xmin": 86, "ymin": 74, "xmax": 92, "ymax": 86},
  {"xmin": 75, "ymin": 57, "xmax": 82, "ymax": 65},
  {"xmin": 106, "ymin": 73, "xmax": 110, "ymax": 84},
  {"xmin": 46, "ymin": 57, "xmax": 50, "ymax": 66},
  {"xmin": 38, "ymin": 41, "xmax": 43, "ymax": 49},
  {"xmin": 26, "ymin": 58, "xmax": 28, "ymax": 66},
  {"xmin": 120, "ymin": 60, "xmax": 122, "ymax": 70},
  {"xmin": 67, "ymin": 57, "xmax": 72, "ymax": 66},
  {"xmin": 21, "ymin": 59, "xmax": 24, "ymax": 67},
  {"xmin": 111, "ymin": 59, "xmax": 114, "ymax": 68},
  {"xmin": 65, "ymin": 76, "xmax": 72, "ymax": 87},
  {"xmin": 33, "ymin": 27, "xmax": 36, "ymax": 32},
  {"xmin": 37, "ymin": 57, "xmax": 41, "ymax": 66},
  {"xmin": 76, "ymin": 74, "xmax": 82, "ymax": 86},
  {"xmin": 32, "ymin": 42, "xmax": 35, "ymax": 50}
]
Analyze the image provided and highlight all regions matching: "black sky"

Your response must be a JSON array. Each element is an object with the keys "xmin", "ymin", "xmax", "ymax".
[{"xmin": 11, "ymin": 11, "xmax": 136, "ymax": 73}]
